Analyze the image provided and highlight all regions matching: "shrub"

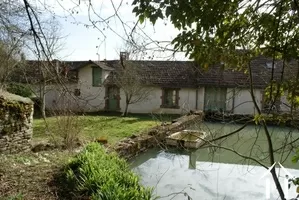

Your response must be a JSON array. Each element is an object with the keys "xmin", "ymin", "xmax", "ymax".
[
  {"xmin": 65, "ymin": 143, "xmax": 153, "ymax": 200},
  {"xmin": 55, "ymin": 112, "xmax": 82, "ymax": 149},
  {"xmin": 6, "ymin": 82, "xmax": 32, "ymax": 98}
]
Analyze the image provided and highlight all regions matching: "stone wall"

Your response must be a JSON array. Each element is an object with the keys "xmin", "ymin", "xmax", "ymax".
[
  {"xmin": 0, "ymin": 91, "xmax": 34, "ymax": 153},
  {"xmin": 112, "ymin": 111, "xmax": 204, "ymax": 160}
]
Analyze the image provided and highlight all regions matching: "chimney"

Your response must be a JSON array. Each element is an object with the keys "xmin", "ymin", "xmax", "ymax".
[
  {"xmin": 120, "ymin": 52, "xmax": 129, "ymax": 68},
  {"xmin": 54, "ymin": 59, "xmax": 60, "ymax": 73},
  {"xmin": 97, "ymin": 53, "xmax": 100, "ymax": 62},
  {"xmin": 120, "ymin": 51, "xmax": 129, "ymax": 61},
  {"xmin": 63, "ymin": 62, "xmax": 69, "ymax": 78}
]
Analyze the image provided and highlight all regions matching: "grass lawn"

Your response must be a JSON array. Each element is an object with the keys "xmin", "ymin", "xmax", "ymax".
[
  {"xmin": 33, "ymin": 113, "xmax": 178, "ymax": 144},
  {"xmin": 0, "ymin": 113, "xmax": 180, "ymax": 200}
]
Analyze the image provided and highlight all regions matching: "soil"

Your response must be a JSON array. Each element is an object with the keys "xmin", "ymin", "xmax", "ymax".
[{"xmin": 0, "ymin": 149, "xmax": 77, "ymax": 200}]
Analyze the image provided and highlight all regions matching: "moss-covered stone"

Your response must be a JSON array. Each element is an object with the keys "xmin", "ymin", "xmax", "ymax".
[{"xmin": 0, "ymin": 90, "xmax": 34, "ymax": 154}]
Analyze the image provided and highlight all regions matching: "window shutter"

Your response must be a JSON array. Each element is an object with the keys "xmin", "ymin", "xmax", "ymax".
[
  {"xmin": 161, "ymin": 89, "xmax": 165, "ymax": 106},
  {"xmin": 92, "ymin": 67, "xmax": 102, "ymax": 86},
  {"xmin": 176, "ymin": 89, "xmax": 180, "ymax": 106}
]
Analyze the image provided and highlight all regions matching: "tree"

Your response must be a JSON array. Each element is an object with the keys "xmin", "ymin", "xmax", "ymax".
[
  {"xmin": 33, "ymin": 18, "xmax": 66, "ymax": 119},
  {"xmin": 113, "ymin": 40, "xmax": 153, "ymax": 117},
  {"xmin": 132, "ymin": 0, "xmax": 299, "ymax": 199},
  {"xmin": 8, "ymin": 15, "xmax": 66, "ymax": 119},
  {"xmin": 0, "ymin": 41, "xmax": 24, "ymax": 87},
  {"xmin": 0, "ymin": 1, "xmax": 27, "ymax": 88},
  {"xmin": 115, "ymin": 57, "xmax": 152, "ymax": 117}
]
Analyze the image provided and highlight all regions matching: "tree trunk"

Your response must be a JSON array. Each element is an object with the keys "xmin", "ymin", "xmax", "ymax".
[
  {"xmin": 271, "ymin": 166, "xmax": 286, "ymax": 200},
  {"xmin": 248, "ymin": 62, "xmax": 285, "ymax": 200},
  {"xmin": 123, "ymin": 103, "xmax": 129, "ymax": 117},
  {"xmin": 122, "ymin": 96, "xmax": 130, "ymax": 117},
  {"xmin": 41, "ymin": 92, "xmax": 46, "ymax": 119},
  {"xmin": 40, "ymin": 81, "xmax": 46, "ymax": 120}
]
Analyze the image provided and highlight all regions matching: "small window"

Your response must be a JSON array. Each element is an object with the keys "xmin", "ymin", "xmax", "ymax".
[
  {"xmin": 74, "ymin": 89, "xmax": 81, "ymax": 96},
  {"xmin": 161, "ymin": 88, "xmax": 180, "ymax": 108},
  {"xmin": 266, "ymin": 62, "xmax": 276, "ymax": 69},
  {"xmin": 262, "ymin": 91, "xmax": 280, "ymax": 113},
  {"xmin": 263, "ymin": 101, "xmax": 280, "ymax": 112},
  {"xmin": 92, "ymin": 67, "xmax": 102, "ymax": 86}
]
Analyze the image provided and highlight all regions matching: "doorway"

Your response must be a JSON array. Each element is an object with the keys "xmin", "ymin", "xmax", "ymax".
[{"xmin": 106, "ymin": 86, "xmax": 120, "ymax": 111}]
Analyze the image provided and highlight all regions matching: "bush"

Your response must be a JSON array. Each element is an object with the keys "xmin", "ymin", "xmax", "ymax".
[
  {"xmin": 55, "ymin": 112, "xmax": 82, "ymax": 149},
  {"xmin": 6, "ymin": 82, "xmax": 32, "ymax": 98},
  {"xmin": 65, "ymin": 143, "xmax": 153, "ymax": 200}
]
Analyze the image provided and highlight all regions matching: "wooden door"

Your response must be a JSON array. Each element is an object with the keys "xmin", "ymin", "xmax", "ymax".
[{"xmin": 107, "ymin": 86, "xmax": 119, "ymax": 111}]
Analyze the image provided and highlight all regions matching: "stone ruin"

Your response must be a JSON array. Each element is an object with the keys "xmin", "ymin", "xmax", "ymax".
[{"xmin": 0, "ymin": 91, "xmax": 34, "ymax": 153}]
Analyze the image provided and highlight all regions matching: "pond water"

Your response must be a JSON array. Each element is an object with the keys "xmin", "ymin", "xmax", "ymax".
[{"xmin": 131, "ymin": 122, "xmax": 299, "ymax": 200}]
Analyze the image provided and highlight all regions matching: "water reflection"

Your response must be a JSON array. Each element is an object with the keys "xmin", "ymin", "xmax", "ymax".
[
  {"xmin": 189, "ymin": 151, "xmax": 197, "ymax": 169},
  {"xmin": 131, "ymin": 122, "xmax": 299, "ymax": 200},
  {"xmin": 132, "ymin": 149, "xmax": 299, "ymax": 200}
]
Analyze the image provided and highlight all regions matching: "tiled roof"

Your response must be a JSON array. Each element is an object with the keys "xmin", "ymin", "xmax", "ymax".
[
  {"xmin": 196, "ymin": 56, "xmax": 286, "ymax": 88},
  {"xmin": 103, "ymin": 60, "xmax": 199, "ymax": 88},
  {"xmin": 11, "ymin": 56, "xmax": 297, "ymax": 89},
  {"xmin": 10, "ymin": 60, "xmax": 114, "ymax": 84},
  {"xmin": 10, "ymin": 60, "xmax": 77, "ymax": 83},
  {"xmin": 64, "ymin": 60, "xmax": 114, "ymax": 71},
  {"xmin": 103, "ymin": 56, "xmax": 294, "ymax": 89}
]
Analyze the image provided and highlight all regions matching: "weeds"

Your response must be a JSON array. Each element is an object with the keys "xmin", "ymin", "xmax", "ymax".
[
  {"xmin": 54, "ymin": 112, "xmax": 82, "ymax": 149},
  {"xmin": 2, "ymin": 193, "xmax": 23, "ymax": 200}
]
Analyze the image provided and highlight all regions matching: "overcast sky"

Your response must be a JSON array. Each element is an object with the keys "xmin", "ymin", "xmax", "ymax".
[{"xmin": 41, "ymin": 0, "xmax": 183, "ymax": 61}]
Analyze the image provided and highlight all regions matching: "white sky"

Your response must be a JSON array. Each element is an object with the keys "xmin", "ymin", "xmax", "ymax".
[{"xmin": 38, "ymin": 0, "xmax": 183, "ymax": 61}]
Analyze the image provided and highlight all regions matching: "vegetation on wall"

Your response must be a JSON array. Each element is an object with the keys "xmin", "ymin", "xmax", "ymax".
[
  {"xmin": 0, "ymin": 97, "xmax": 30, "ymax": 121},
  {"xmin": 6, "ymin": 82, "xmax": 33, "ymax": 98},
  {"xmin": 64, "ymin": 143, "xmax": 153, "ymax": 200}
]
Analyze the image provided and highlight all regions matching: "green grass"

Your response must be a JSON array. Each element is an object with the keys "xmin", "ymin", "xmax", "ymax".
[
  {"xmin": 65, "ymin": 143, "xmax": 153, "ymax": 199},
  {"xmin": 33, "ymin": 113, "xmax": 178, "ymax": 144},
  {"xmin": 2, "ymin": 193, "xmax": 23, "ymax": 200},
  {"xmin": 1, "ymin": 114, "xmax": 179, "ymax": 199}
]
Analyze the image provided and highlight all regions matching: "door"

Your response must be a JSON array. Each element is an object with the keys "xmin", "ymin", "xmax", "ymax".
[
  {"xmin": 204, "ymin": 87, "xmax": 227, "ymax": 112},
  {"xmin": 107, "ymin": 86, "xmax": 120, "ymax": 111}
]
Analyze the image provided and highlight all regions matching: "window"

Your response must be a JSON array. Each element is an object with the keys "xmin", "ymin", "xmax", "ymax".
[
  {"xmin": 262, "ymin": 92, "xmax": 281, "ymax": 113},
  {"xmin": 92, "ymin": 67, "xmax": 102, "ymax": 86},
  {"xmin": 161, "ymin": 88, "xmax": 180, "ymax": 108},
  {"xmin": 265, "ymin": 62, "xmax": 276, "ymax": 69},
  {"xmin": 263, "ymin": 100, "xmax": 280, "ymax": 112}
]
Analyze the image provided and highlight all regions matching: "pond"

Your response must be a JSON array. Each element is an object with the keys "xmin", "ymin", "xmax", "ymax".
[{"xmin": 131, "ymin": 122, "xmax": 299, "ymax": 200}]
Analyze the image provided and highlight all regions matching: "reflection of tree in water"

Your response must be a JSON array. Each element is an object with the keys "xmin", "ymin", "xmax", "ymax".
[
  {"xmin": 133, "ymin": 121, "xmax": 299, "ymax": 199},
  {"xmin": 193, "ymin": 121, "xmax": 299, "ymax": 168}
]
